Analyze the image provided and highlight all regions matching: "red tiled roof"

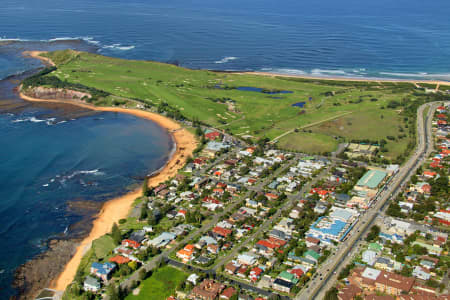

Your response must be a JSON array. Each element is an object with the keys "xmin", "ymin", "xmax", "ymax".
[
  {"xmin": 205, "ymin": 131, "xmax": 221, "ymax": 140},
  {"xmin": 265, "ymin": 193, "xmax": 278, "ymax": 199},
  {"xmin": 109, "ymin": 255, "xmax": 131, "ymax": 264},
  {"xmin": 122, "ymin": 239, "xmax": 140, "ymax": 249},
  {"xmin": 268, "ymin": 237, "xmax": 287, "ymax": 247},
  {"xmin": 193, "ymin": 158, "xmax": 206, "ymax": 165},
  {"xmin": 257, "ymin": 239, "xmax": 281, "ymax": 249},
  {"xmin": 251, "ymin": 267, "xmax": 263, "ymax": 276},
  {"xmin": 423, "ymin": 171, "xmax": 437, "ymax": 177},
  {"xmin": 306, "ymin": 236, "xmax": 320, "ymax": 244},
  {"xmin": 217, "ymin": 182, "xmax": 227, "ymax": 188},
  {"xmin": 213, "ymin": 226, "xmax": 232, "ymax": 237},
  {"xmin": 220, "ymin": 287, "xmax": 236, "ymax": 299},
  {"xmin": 203, "ymin": 196, "xmax": 221, "ymax": 204},
  {"xmin": 289, "ymin": 268, "xmax": 304, "ymax": 278}
]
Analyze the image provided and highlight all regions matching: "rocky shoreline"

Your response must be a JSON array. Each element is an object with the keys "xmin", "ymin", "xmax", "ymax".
[
  {"xmin": 12, "ymin": 200, "xmax": 103, "ymax": 300},
  {"xmin": 13, "ymin": 239, "xmax": 80, "ymax": 300}
]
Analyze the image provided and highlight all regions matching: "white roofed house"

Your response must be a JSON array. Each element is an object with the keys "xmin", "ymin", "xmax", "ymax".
[
  {"xmin": 237, "ymin": 252, "xmax": 259, "ymax": 266},
  {"xmin": 148, "ymin": 232, "xmax": 176, "ymax": 248},
  {"xmin": 274, "ymin": 217, "xmax": 295, "ymax": 235},
  {"xmin": 362, "ymin": 250, "xmax": 377, "ymax": 266},
  {"xmin": 285, "ymin": 181, "xmax": 298, "ymax": 193}
]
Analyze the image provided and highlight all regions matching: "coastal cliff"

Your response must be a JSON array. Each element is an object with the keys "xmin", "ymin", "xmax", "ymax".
[{"xmin": 21, "ymin": 86, "xmax": 91, "ymax": 102}]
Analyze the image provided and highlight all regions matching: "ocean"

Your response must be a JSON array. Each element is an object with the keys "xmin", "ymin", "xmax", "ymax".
[
  {"xmin": 0, "ymin": 44, "xmax": 172, "ymax": 297},
  {"xmin": 0, "ymin": 0, "xmax": 449, "ymax": 297},
  {"xmin": 1, "ymin": 0, "xmax": 450, "ymax": 80}
]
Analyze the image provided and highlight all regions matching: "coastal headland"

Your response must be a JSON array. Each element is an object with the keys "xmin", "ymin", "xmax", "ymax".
[{"xmin": 20, "ymin": 51, "xmax": 198, "ymax": 293}]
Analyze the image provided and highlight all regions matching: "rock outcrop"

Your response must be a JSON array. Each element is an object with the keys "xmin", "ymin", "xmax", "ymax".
[{"xmin": 23, "ymin": 86, "xmax": 91, "ymax": 101}]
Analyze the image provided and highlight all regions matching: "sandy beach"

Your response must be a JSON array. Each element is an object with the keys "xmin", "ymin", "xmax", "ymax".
[
  {"xmin": 19, "ymin": 52, "xmax": 197, "ymax": 291},
  {"xmin": 236, "ymin": 71, "xmax": 450, "ymax": 86},
  {"xmin": 22, "ymin": 51, "xmax": 56, "ymax": 67},
  {"xmin": 20, "ymin": 92, "xmax": 197, "ymax": 291}
]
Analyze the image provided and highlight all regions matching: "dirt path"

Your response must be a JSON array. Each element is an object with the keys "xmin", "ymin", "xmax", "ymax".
[{"xmin": 270, "ymin": 111, "xmax": 353, "ymax": 143}]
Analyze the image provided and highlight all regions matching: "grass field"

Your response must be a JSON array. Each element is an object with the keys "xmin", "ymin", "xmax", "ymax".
[
  {"xmin": 125, "ymin": 266, "xmax": 188, "ymax": 300},
  {"xmin": 36, "ymin": 50, "xmax": 446, "ymax": 159}
]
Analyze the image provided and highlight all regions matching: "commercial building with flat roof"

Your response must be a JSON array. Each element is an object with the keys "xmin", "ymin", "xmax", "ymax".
[{"xmin": 356, "ymin": 169, "xmax": 387, "ymax": 189}]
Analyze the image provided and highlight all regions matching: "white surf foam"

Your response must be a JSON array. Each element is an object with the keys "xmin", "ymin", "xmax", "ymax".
[
  {"xmin": 0, "ymin": 36, "xmax": 101, "ymax": 46},
  {"xmin": 262, "ymin": 68, "xmax": 308, "ymax": 75},
  {"xmin": 379, "ymin": 71, "xmax": 450, "ymax": 80},
  {"xmin": 103, "ymin": 43, "xmax": 135, "ymax": 51},
  {"xmin": 215, "ymin": 56, "xmax": 238, "ymax": 64}
]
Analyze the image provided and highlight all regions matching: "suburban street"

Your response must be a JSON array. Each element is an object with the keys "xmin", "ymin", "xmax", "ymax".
[
  {"xmin": 213, "ymin": 160, "xmax": 335, "ymax": 272},
  {"xmin": 294, "ymin": 101, "xmax": 445, "ymax": 300},
  {"xmin": 118, "ymin": 148, "xmax": 297, "ymax": 294}
]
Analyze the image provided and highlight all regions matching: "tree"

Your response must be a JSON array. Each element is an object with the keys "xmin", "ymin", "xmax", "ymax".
[
  {"xmin": 106, "ymin": 285, "xmax": 120, "ymax": 300},
  {"xmin": 111, "ymin": 222, "xmax": 122, "ymax": 244},
  {"xmin": 366, "ymin": 225, "xmax": 380, "ymax": 242},
  {"xmin": 324, "ymin": 287, "xmax": 338, "ymax": 300},
  {"xmin": 142, "ymin": 177, "xmax": 149, "ymax": 196},
  {"xmin": 128, "ymin": 260, "xmax": 138, "ymax": 271},
  {"xmin": 147, "ymin": 213, "xmax": 157, "ymax": 225},
  {"xmin": 195, "ymin": 126, "xmax": 203, "ymax": 136}
]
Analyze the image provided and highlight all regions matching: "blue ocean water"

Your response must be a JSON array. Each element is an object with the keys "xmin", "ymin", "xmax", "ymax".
[
  {"xmin": 0, "ymin": 106, "xmax": 172, "ymax": 297},
  {"xmin": 1, "ymin": 0, "xmax": 450, "ymax": 80}
]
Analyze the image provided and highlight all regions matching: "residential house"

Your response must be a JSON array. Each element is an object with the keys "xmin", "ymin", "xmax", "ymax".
[
  {"xmin": 212, "ymin": 226, "xmax": 232, "ymax": 239},
  {"xmin": 225, "ymin": 261, "xmax": 241, "ymax": 275},
  {"xmin": 412, "ymin": 266, "xmax": 431, "ymax": 281},
  {"xmin": 148, "ymin": 232, "xmax": 176, "ymax": 248},
  {"xmin": 237, "ymin": 252, "xmax": 258, "ymax": 266},
  {"xmin": 177, "ymin": 244, "xmax": 196, "ymax": 263},
  {"xmin": 272, "ymin": 278, "xmax": 294, "ymax": 293},
  {"xmin": 109, "ymin": 255, "xmax": 131, "ymax": 265},
  {"xmin": 220, "ymin": 287, "xmax": 236, "ymax": 300},
  {"xmin": 249, "ymin": 267, "xmax": 263, "ymax": 282},
  {"xmin": 84, "ymin": 276, "xmax": 101, "ymax": 292},
  {"xmin": 190, "ymin": 279, "xmax": 225, "ymax": 300},
  {"xmin": 122, "ymin": 239, "xmax": 141, "ymax": 250},
  {"xmin": 90, "ymin": 262, "xmax": 115, "ymax": 281}
]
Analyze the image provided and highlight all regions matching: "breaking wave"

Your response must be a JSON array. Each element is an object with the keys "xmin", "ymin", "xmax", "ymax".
[
  {"xmin": 0, "ymin": 36, "xmax": 101, "ymax": 46},
  {"xmin": 215, "ymin": 56, "xmax": 238, "ymax": 64},
  {"xmin": 102, "ymin": 43, "xmax": 135, "ymax": 51},
  {"xmin": 12, "ymin": 116, "xmax": 56, "ymax": 125}
]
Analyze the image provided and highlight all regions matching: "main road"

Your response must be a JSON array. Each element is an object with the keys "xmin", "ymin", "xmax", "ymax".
[{"xmin": 295, "ymin": 101, "xmax": 446, "ymax": 300}]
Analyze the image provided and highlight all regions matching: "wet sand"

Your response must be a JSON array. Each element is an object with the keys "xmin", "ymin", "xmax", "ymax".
[
  {"xmin": 20, "ymin": 92, "xmax": 197, "ymax": 291},
  {"xmin": 22, "ymin": 51, "xmax": 56, "ymax": 67}
]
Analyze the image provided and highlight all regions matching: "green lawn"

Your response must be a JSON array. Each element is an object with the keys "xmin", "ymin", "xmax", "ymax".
[
  {"xmin": 125, "ymin": 266, "xmax": 188, "ymax": 300},
  {"xmin": 92, "ymin": 235, "xmax": 116, "ymax": 258},
  {"xmin": 37, "ymin": 50, "xmax": 434, "ymax": 159},
  {"xmin": 278, "ymin": 131, "xmax": 339, "ymax": 154}
]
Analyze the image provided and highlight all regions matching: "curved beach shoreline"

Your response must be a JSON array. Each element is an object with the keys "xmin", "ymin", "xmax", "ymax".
[
  {"xmin": 18, "ymin": 50, "xmax": 197, "ymax": 292},
  {"xmin": 238, "ymin": 71, "xmax": 450, "ymax": 85},
  {"xmin": 20, "ymin": 93, "xmax": 197, "ymax": 292}
]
